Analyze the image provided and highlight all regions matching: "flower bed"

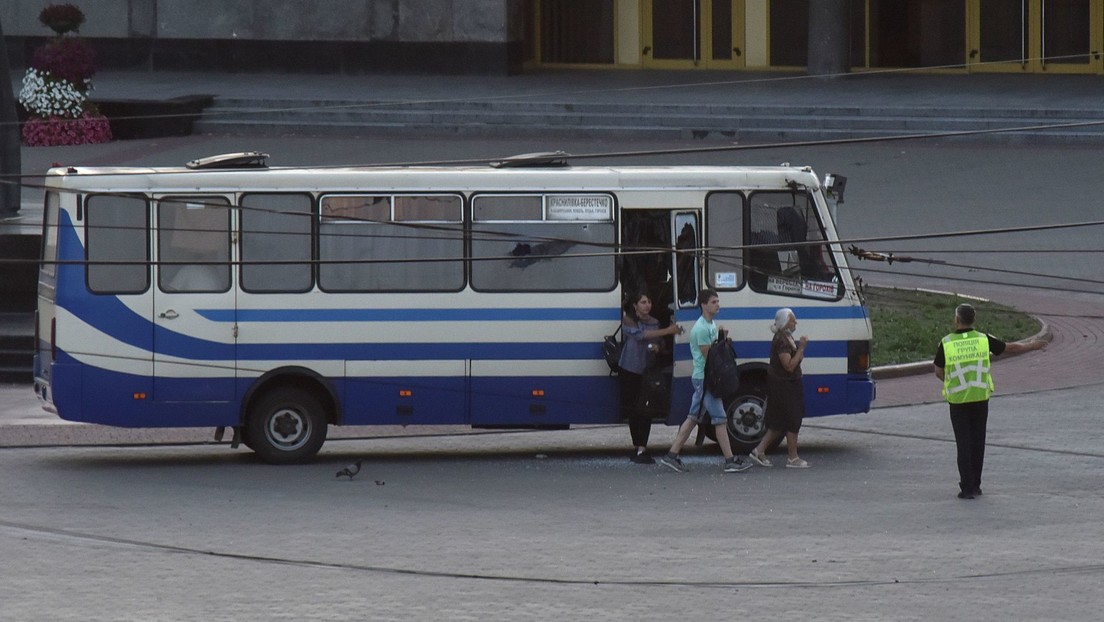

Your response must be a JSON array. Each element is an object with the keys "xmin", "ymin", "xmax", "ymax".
[
  {"xmin": 17, "ymin": 4, "xmax": 112, "ymax": 146},
  {"xmin": 21, "ymin": 112, "xmax": 113, "ymax": 146}
]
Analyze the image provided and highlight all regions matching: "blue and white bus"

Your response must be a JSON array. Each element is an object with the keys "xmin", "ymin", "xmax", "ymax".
[{"xmin": 34, "ymin": 152, "xmax": 873, "ymax": 463}]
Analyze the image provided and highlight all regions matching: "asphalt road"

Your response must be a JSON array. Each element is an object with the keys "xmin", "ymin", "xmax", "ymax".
[{"xmin": 1, "ymin": 381, "xmax": 1103, "ymax": 621}]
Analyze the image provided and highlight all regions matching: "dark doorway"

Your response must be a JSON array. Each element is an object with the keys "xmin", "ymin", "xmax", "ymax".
[{"xmin": 540, "ymin": 0, "xmax": 615, "ymax": 63}]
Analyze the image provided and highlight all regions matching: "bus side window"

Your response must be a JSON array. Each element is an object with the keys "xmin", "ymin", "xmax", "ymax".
[
  {"xmin": 85, "ymin": 194, "xmax": 150, "ymax": 294},
  {"xmin": 318, "ymin": 194, "xmax": 464, "ymax": 292},
  {"xmin": 240, "ymin": 193, "xmax": 313, "ymax": 293},
  {"xmin": 157, "ymin": 197, "xmax": 231, "ymax": 293},
  {"xmin": 471, "ymin": 193, "xmax": 616, "ymax": 293}
]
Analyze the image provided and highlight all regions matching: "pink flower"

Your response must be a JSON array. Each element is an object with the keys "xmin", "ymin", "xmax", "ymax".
[
  {"xmin": 30, "ymin": 38, "xmax": 96, "ymax": 86},
  {"xmin": 22, "ymin": 112, "xmax": 112, "ymax": 146}
]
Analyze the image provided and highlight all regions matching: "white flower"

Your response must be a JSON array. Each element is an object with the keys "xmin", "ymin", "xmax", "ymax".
[{"xmin": 18, "ymin": 68, "xmax": 87, "ymax": 118}]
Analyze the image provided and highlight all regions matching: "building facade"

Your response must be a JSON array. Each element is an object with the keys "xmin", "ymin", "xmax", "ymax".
[
  {"xmin": 539, "ymin": 0, "xmax": 1102, "ymax": 75},
  {"xmin": 4, "ymin": 0, "xmax": 1102, "ymax": 75}
]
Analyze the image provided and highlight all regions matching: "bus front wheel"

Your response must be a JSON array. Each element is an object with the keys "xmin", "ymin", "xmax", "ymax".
[{"xmin": 244, "ymin": 387, "xmax": 328, "ymax": 464}]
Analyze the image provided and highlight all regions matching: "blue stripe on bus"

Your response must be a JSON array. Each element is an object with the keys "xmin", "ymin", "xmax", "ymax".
[
  {"xmin": 673, "ymin": 339, "xmax": 850, "ymax": 360},
  {"xmin": 66, "ymin": 290, "xmax": 857, "ymax": 362},
  {"xmin": 201, "ymin": 308, "xmax": 622, "ymax": 322},
  {"xmin": 62, "ymin": 294, "xmax": 859, "ymax": 363},
  {"xmin": 714, "ymin": 306, "xmax": 868, "ymax": 321},
  {"xmin": 237, "ymin": 341, "xmax": 606, "ymax": 361},
  {"xmin": 204, "ymin": 305, "xmax": 865, "ymax": 323}
]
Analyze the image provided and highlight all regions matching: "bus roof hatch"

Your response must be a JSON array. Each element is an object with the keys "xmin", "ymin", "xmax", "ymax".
[
  {"xmin": 186, "ymin": 152, "xmax": 270, "ymax": 170},
  {"xmin": 490, "ymin": 151, "xmax": 570, "ymax": 168}
]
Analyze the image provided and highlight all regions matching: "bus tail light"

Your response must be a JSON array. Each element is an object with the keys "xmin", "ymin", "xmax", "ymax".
[{"xmin": 848, "ymin": 340, "xmax": 870, "ymax": 374}]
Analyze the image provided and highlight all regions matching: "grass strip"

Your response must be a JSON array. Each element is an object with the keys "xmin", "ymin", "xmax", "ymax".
[{"xmin": 866, "ymin": 286, "xmax": 1041, "ymax": 367}]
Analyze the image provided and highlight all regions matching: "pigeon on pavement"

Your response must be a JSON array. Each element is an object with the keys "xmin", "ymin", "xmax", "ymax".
[{"xmin": 336, "ymin": 459, "xmax": 363, "ymax": 479}]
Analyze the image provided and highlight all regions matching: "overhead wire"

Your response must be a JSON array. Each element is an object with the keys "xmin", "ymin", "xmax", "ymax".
[
  {"xmin": 5, "ymin": 186, "xmax": 1104, "ymax": 296},
  {"xmin": 7, "ymin": 195, "xmax": 1103, "ymax": 294}
]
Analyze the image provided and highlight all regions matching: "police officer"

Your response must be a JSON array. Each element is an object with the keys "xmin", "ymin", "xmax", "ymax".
[{"xmin": 934, "ymin": 304, "xmax": 1046, "ymax": 499}]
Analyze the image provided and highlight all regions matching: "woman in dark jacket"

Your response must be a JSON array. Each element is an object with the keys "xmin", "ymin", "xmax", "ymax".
[
  {"xmin": 748, "ymin": 308, "xmax": 811, "ymax": 469},
  {"xmin": 619, "ymin": 292, "xmax": 682, "ymax": 464}
]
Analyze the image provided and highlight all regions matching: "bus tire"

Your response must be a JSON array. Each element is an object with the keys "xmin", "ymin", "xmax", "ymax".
[
  {"xmin": 724, "ymin": 385, "xmax": 768, "ymax": 454},
  {"xmin": 244, "ymin": 387, "xmax": 328, "ymax": 464}
]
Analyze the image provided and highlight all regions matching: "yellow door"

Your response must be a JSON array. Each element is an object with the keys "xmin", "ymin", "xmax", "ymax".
[
  {"xmin": 642, "ymin": 0, "xmax": 745, "ymax": 68},
  {"xmin": 968, "ymin": 0, "xmax": 1102, "ymax": 73}
]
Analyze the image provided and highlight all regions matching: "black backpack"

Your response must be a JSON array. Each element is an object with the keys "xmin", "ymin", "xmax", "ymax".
[
  {"xmin": 705, "ymin": 337, "xmax": 741, "ymax": 400},
  {"xmin": 603, "ymin": 325, "xmax": 623, "ymax": 374}
]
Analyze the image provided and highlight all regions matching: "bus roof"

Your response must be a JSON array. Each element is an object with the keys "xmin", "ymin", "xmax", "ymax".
[{"xmin": 44, "ymin": 163, "xmax": 823, "ymax": 193}]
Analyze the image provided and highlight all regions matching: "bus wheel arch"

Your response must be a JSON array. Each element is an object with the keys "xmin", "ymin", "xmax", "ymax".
[{"xmin": 241, "ymin": 369, "xmax": 337, "ymax": 464}]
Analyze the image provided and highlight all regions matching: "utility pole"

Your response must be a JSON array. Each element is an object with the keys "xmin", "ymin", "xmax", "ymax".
[{"xmin": 0, "ymin": 16, "xmax": 22, "ymax": 218}]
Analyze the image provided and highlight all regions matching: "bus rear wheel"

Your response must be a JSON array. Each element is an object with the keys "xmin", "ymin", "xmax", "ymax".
[
  {"xmin": 244, "ymin": 387, "xmax": 328, "ymax": 464},
  {"xmin": 724, "ymin": 389, "xmax": 768, "ymax": 454}
]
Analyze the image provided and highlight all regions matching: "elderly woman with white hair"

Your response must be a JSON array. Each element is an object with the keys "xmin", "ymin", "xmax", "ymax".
[{"xmin": 748, "ymin": 308, "xmax": 811, "ymax": 468}]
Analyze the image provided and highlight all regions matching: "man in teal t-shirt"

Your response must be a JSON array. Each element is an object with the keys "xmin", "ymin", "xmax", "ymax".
[{"xmin": 658, "ymin": 288, "xmax": 752, "ymax": 474}]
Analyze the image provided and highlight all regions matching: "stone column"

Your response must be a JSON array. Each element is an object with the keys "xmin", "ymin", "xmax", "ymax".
[{"xmin": 807, "ymin": 0, "xmax": 850, "ymax": 77}]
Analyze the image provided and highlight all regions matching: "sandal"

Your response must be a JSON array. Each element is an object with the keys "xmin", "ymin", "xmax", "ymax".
[
  {"xmin": 785, "ymin": 457, "xmax": 810, "ymax": 469},
  {"xmin": 748, "ymin": 450, "xmax": 772, "ymax": 467}
]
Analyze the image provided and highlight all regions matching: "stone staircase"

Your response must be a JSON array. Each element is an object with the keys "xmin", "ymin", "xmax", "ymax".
[
  {"xmin": 0, "ymin": 313, "xmax": 34, "ymax": 384},
  {"xmin": 0, "ymin": 234, "xmax": 37, "ymax": 384},
  {"xmin": 193, "ymin": 98, "xmax": 1104, "ymax": 143}
]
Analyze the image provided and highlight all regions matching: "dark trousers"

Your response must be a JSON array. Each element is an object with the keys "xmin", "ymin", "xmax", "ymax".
[
  {"xmin": 949, "ymin": 400, "xmax": 989, "ymax": 493},
  {"xmin": 619, "ymin": 370, "xmax": 651, "ymax": 448}
]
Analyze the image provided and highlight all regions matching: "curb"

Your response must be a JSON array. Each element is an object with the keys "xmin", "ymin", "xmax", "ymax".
[{"xmin": 871, "ymin": 317, "xmax": 1052, "ymax": 380}]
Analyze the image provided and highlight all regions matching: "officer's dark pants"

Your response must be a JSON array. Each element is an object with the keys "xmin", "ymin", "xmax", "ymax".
[{"xmin": 949, "ymin": 400, "xmax": 989, "ymax": 493}]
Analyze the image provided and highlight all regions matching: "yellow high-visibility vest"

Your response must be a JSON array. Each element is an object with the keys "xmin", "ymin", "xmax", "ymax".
[{"xmin": 941, "ymin": 330, "xmax": 993, "ymax": 404}]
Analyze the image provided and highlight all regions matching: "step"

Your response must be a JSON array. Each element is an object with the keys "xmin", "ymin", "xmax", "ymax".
[
  {"xmin": 194, "ymin": 118, "xmax": 690, "ymax": 140},
  {"xmin": 199, "ymin": 107, "xmax": 1104, "ymax": 131},
  {"xmin": 202, "ymin": 97, "xmax": 1104, "ymax": 121},
  {"xmin": 197, "ymin": 106, "xmax": 1104, "ymax": 135},
  {"xmin": 0, "ymin": 368, "xmax": 33, "ymax": 384},
  {"xmin": 193, "ymin": 116, "xmax": 1104, "ymax": 144},
  {"xmin": 0, "ymin": 331, "xmax": 34, "ymax": 385}
]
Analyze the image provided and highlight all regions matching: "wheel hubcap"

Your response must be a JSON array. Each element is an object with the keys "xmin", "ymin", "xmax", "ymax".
[
  {"xmin": 266, "ymin": 408, "xmax": 310, "ymax": 450},
  {"xmin": 727, "ymin": 396, "xmax": 766, "ymax": 443}
]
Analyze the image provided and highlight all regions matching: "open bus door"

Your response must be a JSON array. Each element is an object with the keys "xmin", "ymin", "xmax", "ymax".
[{"xmin": 668, "ymin": 211, "xmax": 701, "ymax": 424}]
